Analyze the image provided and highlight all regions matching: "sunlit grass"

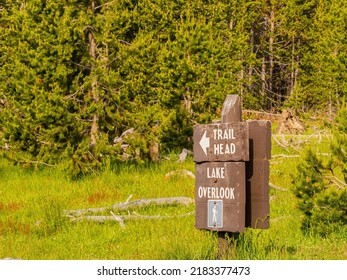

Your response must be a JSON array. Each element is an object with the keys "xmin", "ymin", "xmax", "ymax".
[{"xmin": 0, "ymin": 131, "xmax": 346, "ymax": 260}]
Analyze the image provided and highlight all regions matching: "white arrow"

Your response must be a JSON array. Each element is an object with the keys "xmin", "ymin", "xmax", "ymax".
[{"xmin": 199, "ymin": 130, "xmax": 210, "ymax": 156}]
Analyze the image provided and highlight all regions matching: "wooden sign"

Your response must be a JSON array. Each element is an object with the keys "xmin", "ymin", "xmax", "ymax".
[
  {"xmin": 194, "ymin": 95, "xmax": 248, "ymax": 233},
  {"xmin": 195, "ymin": 162, "xmax": 246, "ymax": 232},
  {"xmin": 193, "ymin": 95, "xmax": 271, "ymax": 257},
  {"xmin": 193, "ymin": 122, "xmax": 249, "ymax": 163}
]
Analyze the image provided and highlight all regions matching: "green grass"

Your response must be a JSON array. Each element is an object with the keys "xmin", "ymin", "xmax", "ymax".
[{"xmin": 0, "ymin": 132, "xmax": 346, "ymax": 260}]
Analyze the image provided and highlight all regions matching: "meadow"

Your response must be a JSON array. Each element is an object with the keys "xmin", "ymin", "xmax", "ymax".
[{"xmin": 0, "ymin": 126, "xmax": 346, "ymax": 260}]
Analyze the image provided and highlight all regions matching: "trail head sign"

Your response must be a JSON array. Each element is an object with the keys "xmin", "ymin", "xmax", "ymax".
[
  {"xmin": 194, "ymin": 95, "xmax": 271, "ymax": 233},
  {"xmin": 193, "ymin": 123, "xmax": 249, "ymax": 162}
]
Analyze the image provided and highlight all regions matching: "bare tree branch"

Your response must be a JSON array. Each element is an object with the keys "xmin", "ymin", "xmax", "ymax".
[
  {"xmin": 70, "ymin": 212, "xmax": 194, "ymax": 224},
  {"xmin": 64, "ymin": 196, "xmax": 194, "ymax": 218},
  {"xmin": 325, "ymin": 176, "xmax": 347, "ymax": 189},
  {"xmin": 272, "ymin": 154, "xmax": 300, "ymax": 159},
  {"xmin": 269, "ymin": 183, "xmax": 288, "ymax": 192}
]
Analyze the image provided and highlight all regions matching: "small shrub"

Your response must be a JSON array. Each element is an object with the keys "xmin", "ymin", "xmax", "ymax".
[{"xmin": 292, "ymin": 108, "xmax": 347, "ymax": 237}]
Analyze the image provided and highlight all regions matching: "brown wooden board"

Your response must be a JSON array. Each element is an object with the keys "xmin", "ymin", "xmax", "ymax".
[
  {"xmin": 245, "ymin": 120, "xmax": 271, "ymax": 229},
  {"xmin": 247, "ymin": 120, "xmax": 271, "ymax": 160},
  {"xmin": 195, "ymin": 162, "xmax": 246, "ymax": 232},
  {"xmin": 193, "ymin": 122, "xmax": 249, "ymax": 163},
  {"xmin": 246, "ymin": 160, "xmax": 270, "ymax": 228}
]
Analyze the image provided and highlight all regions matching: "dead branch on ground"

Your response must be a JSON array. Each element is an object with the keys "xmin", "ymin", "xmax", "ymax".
[
  {"xmin": 272, "ymin": 130, "xmax": 329, "ymax": 152},
  {"xmin": 64, "ymin": 196, "xmax": 194, "ymax": 227},
  {"xmin": 272, "ymin": 154, "xmax": 300, "ymax": 159},
  {"xmin": 269, "ymin": 183, "xmax": 288, "ymax": 192},
  {"xmin": 325, "ymin": 176, "xmax": 347, "ymax": 189},
  {"xmin": 164, "ymin": 169, "xmax": 195, "ymax": 179},
  {"xmin": 70, "ymin": 211, "xmax": 194, "ymax": 225}
]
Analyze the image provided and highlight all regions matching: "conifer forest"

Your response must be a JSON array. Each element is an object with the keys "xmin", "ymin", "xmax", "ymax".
[{"xmin": 0, "ymin": 0, "xmax": 346, "ymax": 173}]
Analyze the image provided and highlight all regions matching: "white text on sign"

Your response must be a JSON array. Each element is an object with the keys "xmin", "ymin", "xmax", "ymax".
[
  {"xmin": 213, "ymin": 128, "xmax": 236, "ymax": 140},
  {"xmin": 207, "ymin": 167, "xmax": 225, "ymax": 178},
  {"xmin": 213, "ymin": 143, "xmax": 236, "ymax": 155},
  {"xmin": 198, "ymin": 186, "xmax": 235, "ymax": 200},
  {"xmin": 213, "ymin": 128, "xmax": 236, "ymax": 156}
]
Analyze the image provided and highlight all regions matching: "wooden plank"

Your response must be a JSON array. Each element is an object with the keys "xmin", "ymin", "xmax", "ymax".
[{"xmin": 246, "ymin": 120, "xmax": 271, "ymax": 229}]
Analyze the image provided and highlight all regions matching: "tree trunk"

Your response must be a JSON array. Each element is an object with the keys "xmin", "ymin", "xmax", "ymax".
[
  {"xmin": 239, "ymin": 67, "xmax": 244, "ymax": 99},
  {"xmin": 88, "ymin": 1, "xmax": 99, "ymax": 147},
  {"xmin": 290, "ymin": 36, "xmax": 295, "ymax": 95},
  {"xmin": 248, "ymin": 25, "xmax": 254, "ymax": 93},
  {"xmin": 291, "ymin": 37, "xmax": 300, "ymax": 108},
  {"xmin": 261, "ymin": 56, "xmax": 266, "ymax": 100},
  {"xmin": 268, "ymin": 7, "xmax": 275, "ymax": 109}
]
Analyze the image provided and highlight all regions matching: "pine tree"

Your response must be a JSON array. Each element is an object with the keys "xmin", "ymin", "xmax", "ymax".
[
  {"xmin": 292, "ymin": 107, "xmax": 347, "ymax": 236},
  {"xmin": 0, "ymin": 1, "xmax": 125, "ymax": 173},
  {"xmin": 0, "ymin": 1, "xmax": 86, "ymax": 167},
  {"xmin": 1, "ymin": 0, "xmax": 346, "ymax": 175},
  {"xmin": 293, "ymin": 0, "xmax": 347, "ymax": 112}
]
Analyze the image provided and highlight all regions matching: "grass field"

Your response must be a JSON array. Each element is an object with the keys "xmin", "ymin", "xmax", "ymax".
[{"xmin": 0, "ymin": 129, "xmax": 346, "ymax": 260}]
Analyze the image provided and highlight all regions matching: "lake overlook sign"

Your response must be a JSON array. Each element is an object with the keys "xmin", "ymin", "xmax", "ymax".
[
  {"xmin": 196, "ymin": 163, "xmax": 245, "ymax": 202},
  {"xmin": 195, "ymin": 162, "xmax": 246, "ymax": 231}
]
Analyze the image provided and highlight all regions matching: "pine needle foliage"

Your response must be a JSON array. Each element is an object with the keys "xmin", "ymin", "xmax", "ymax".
[
  {"xmin": 292, "ymin": 108, "xmax": 347, "ymax": 237},
  {"xmin": 1, "ymin": 0, "xmax": 346, "ymax": 175}
]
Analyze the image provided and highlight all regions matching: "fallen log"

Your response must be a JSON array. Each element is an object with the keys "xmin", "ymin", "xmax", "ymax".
[
  {"xmin": 269, "ymin": 183, "xmax": 288, "ymax": 192},
  {"xmin": 164, "ymin": 170, "xmax": 195, "ymax": 179},
  {"xmin": 70, "ymin": 211, "xmax": 194, "ymax": 226},
  {"xmin": 272, "ymin": 154, "xmax": 300, "ymax": 159},
  {"xmin": 64, "ymin": 196, "xmax": 194, "ymax": 218}
]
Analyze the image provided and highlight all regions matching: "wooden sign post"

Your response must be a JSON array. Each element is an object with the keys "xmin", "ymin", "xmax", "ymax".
[
  {"xmin": 193, "ymin": 95, "xmax": 271, "ymax": 258},
  {"xmin": 246, "ymin": 121, "xmax": 271, "ymax": 229}
]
